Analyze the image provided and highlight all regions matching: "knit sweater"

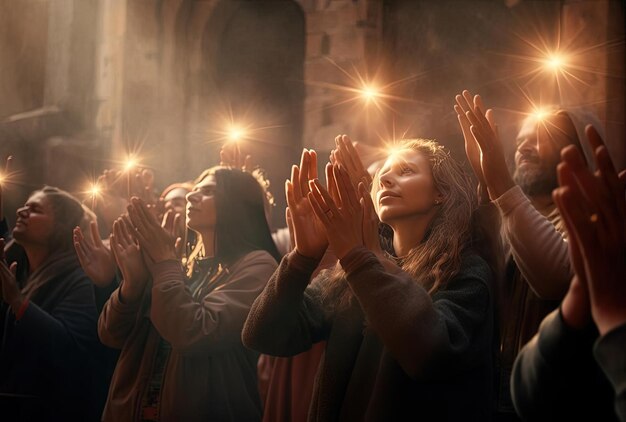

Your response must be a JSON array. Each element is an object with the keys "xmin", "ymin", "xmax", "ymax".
[{"xmin": 243, "ymin": 247, "xmax": 494, "ymax": 421}]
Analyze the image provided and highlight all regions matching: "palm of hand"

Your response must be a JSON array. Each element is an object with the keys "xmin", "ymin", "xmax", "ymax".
[
  {"xmin": 84, "ymin": 245, "xmax": 116, "ymax": 288},
  {"xmin": 116, "ymin": 242, "xmax": 148, "ymax": 287},
  {"xmin": 291, "ymin": 199, "xmax": 327, "ymax": 259}
]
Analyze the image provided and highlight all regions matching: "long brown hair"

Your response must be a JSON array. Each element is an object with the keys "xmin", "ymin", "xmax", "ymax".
[
  {"xmin": 318, "ymin": 139, "xmax": 477, "ymax": 309},
  {"xmin": 380, "ymin": 139, "xmax": 477, "ymax": 292},
  {"xmin": 186, "ymin": 166, "xmax": 280, "ymax": 276}
]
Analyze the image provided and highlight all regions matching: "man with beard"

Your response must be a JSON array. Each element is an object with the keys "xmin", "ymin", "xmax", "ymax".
[{"xmin": 454, "ymin": 90, "xmax": 595, "ymax": 421}]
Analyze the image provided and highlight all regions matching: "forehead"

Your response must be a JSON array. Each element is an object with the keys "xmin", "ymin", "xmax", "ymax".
[
  {"xmin": 517, "ymin": 114, "xmax": 577, "ymax": 144},
  {"xmin": 195, "ymin": 174, "xmax": 217, "ymax": 189},
  {"xmin": 26, "ymin": 191, "xmax": 50, "ymax": 206},
  {"xmin": 517, "ymin": 116, "xmax": 538, "ymax": 139},
  {"xmin": 163, "ymin": 187, "xmax": 189, "ymax": 201},
  {"xmin": 381, "ymin": 149, "xmax": 429, "ymax": 171}
]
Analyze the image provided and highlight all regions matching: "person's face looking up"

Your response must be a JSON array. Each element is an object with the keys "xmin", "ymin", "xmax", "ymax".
[
  {"xmin": 186, "ymin": 175, "xmax": 217, "ymax": 232},
  {"xmin": 513, "ymin": 112, "xmax": 578, "ymax": 197},
  {"xmin": 376, "ymin": 149, "xmax": 442, "ymax": 224}
]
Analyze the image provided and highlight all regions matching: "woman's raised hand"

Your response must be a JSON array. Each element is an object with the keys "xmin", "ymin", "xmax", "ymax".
[
  {"xmin": 330, "ymin": 134, "xmax": 373, "ymax": 191},
  {"xmin": 307, "ymin": 164, "xmax": 364, "ymax": 260},
  {"xmin": 127, "ymin": 197, "xmax": 179, "ymax": 264},
  {"xmin": 161, "ymin": 209, "xmax": 185, "ymax": 259},
  {"xmin": 110, "ymin": 217, "xmax": 149, "ymax": 303},
  {"xmin": 285, "ymin": 149, "xmax": 328, "ymax": 259},
  {"xmin": 73, "ymin": 220, "xmax": 117, "ymax": 288}
]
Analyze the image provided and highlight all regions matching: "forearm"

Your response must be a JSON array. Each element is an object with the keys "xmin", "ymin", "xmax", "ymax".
[
  {"xmin": 242, "ymin": 251, "xmax": 327, "ymax": 356},
  {"xmin": 343, "ymin": 248, "xmax": 491, "ymax": 379},
  {"xmin": 511, "ymin": 309, "xmax": 598, "ymax": 420},
  {"xmin": 495, "ymin": 186, "xmax": 572, "ymax": 299},
  {"xmin": 98, "ymin": 287, "xmax": 142, "ymax": 349},
  {"xmin": 150, "ymin": 255, "xmax": 277, "ymax": 352}
]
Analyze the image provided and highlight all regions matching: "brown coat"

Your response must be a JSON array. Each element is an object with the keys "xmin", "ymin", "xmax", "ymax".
[{"xmin": 99, "ymin": 250, "xmax": 277, "ymax": 422}]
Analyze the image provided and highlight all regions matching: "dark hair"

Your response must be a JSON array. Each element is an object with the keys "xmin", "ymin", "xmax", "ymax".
[
  {"xmin": 187, "ymin": 167, "xmax": 280, "ymax": 273},
  {"xmin": 39, "ymin": 186, "xmax": 85, "ymax": 253}
]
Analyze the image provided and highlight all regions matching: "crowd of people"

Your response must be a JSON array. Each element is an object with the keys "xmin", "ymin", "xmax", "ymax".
[{"xmin": 0, "ymin": 90, "xmax": 623, "ymax": 421}]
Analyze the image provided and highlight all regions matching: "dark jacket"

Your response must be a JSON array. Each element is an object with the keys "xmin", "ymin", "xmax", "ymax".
[
  {"xmin": 0, "ymin": 254, "xmax": 99, "ymax": 422},
  {"xmin": 243, "ymin": 248, "xmax": 494, "ymax": 421},
  {"xmin": 511, "ymin": 309, "xmax": 623, "ymax": 421}
]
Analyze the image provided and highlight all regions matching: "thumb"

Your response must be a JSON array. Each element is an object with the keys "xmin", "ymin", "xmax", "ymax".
[
  {"xmin": 174, "ymin": 237, "xmax": 183, "ymax": 259},
  {"xmin": 9, "ymin": 262, "xmax": 17, "ymax": 277}
]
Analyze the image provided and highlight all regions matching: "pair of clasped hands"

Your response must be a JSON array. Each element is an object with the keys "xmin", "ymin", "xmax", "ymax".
[{"xmin": 285, "ymin": 135, "xmax": 383, "ymax": 262}]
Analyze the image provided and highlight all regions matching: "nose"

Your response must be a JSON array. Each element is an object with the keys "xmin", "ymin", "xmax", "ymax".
[
  {"xmin": 379, "ymin": 171, "xmax": 394, "ymax": 189},
  {"xmin": 516, "ymin": 136, "xmax": 537, "ymax": 156},
  {"xmin": 186, "ymin": 190, "xmax": 199, "ymax": 204},
  {"xmin": 16, "ymin": 206, "xmax": 29, "ymax": 218}
]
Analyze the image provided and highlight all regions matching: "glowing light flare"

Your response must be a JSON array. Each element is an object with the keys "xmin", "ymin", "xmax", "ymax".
[
  {"xmin": 360, "ymin": 85, "xmax": 381, "ymax": 102},
  {"xmin": 0, "ymin": 173, "xmax": 4, "ymax": 184},
  {"xmin": 227, "ymin": 126, "xmax": 246, "ymax": 143},
  {"xmin": 124, "ymin": 157, "xmax": 137, "ymax": 172},
  {"xmin": 383, "ymin": 143, "xmax": 408, "ymax": 161},
  {"xmin": 84, "ymin": 182, "xmax": 102, "ymax": 211},
  {"xmin": 543, "ymin": 53, "xmax": 568, "ymax": 73},
  {"xmin": 531, "ymin": 108, "xmax": 550, "ymax": 122},
  {"xmin": 88, "ymin": 184, "xmax": 101, "ymax": 197}
]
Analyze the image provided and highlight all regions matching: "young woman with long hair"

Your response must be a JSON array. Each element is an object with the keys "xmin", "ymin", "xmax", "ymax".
[
  {"xmin": 98, "ymin": 166, "xmax": 279, "ymax": 422},
  {"xmin": 243, "ymin": 139, "xmax": 494, "ymax": 420}
]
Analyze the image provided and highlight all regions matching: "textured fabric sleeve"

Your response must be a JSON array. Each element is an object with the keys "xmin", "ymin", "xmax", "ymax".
[
  {"xmin": 242, "ymin": 251, "xmax": 330, "ymax": 357},
  {"xmin": 12, "ymin": 273, "xmax": 98, "ymax": 363},
  {"xmin": 98, "ymin": 284, "xmax": 143, "ymax": 349},
  {"xmin": 511, "ymin": 309, "xmax": 605, "ymax": 420},
  {"xmin": 342, "ymin": 247, "xmax": 491, "ymax": 379},
  {"xmin": 594, "ymin": 324, "xmax": 626, "ymax": 421},
  {"xmin": 149, "ymin": 251, "xmax": 277, "ymax": 354},
  {"xmin": 494, "ymin": 185, "xmax": 572, "ymax": 299}
]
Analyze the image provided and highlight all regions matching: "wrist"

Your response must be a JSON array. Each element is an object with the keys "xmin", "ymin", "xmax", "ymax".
[
  {"xmin": 489, "ymin": 177, "xmax": 515, "ymax": 199},
  {"xmin": 594, "ymin": 309, "xmax": 626, "ymax": 336},
  {"xmin": 560, "ymin": 278, "xmax": 591, "ymax": 330},
  {"xmin": 120, "ymin": 281, "xmax": 144, "ymax": 304}
]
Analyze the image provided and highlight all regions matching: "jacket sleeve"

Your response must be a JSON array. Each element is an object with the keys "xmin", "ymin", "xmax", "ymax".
[
  {"xmin": 594, "ymin": 323, "xmax": 626, "ymax": 421},
  {"xmin": 242, "ymin": 251, "xmax": 331, "ymax": 357},
  {"xmin": 494, "ymin": 185, "xmax": 572, "ymax": 299},
  {"xmin": 510, "ymin": 309, "xmax": 613, "ymax": 420},
  {"xmin": 11, "ymin": 273, "xmax": 98, "ymax": 363},
  {"xmin": 97, "ymin": 284, "xmax": 143, "ymax": 349},
  {"xmin": 149, "ymin": 251, "xmax": 277, "ymax": 354},
  {"xmin": 341, "ymin": 247, "xmax": 491, "ymax": 379}
]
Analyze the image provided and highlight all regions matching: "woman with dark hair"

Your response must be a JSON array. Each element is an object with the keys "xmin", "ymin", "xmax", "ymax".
[
  {"xmin": 243, "ymin": 140, "xmax": 494, "ymax": 421},
  {"xmin": 0, "ymin": 186, "xmax": 99, "ymax": 421},
  {"xmin": 99, "ymin": 166, "xmax": 279, "ymax": 422}
]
